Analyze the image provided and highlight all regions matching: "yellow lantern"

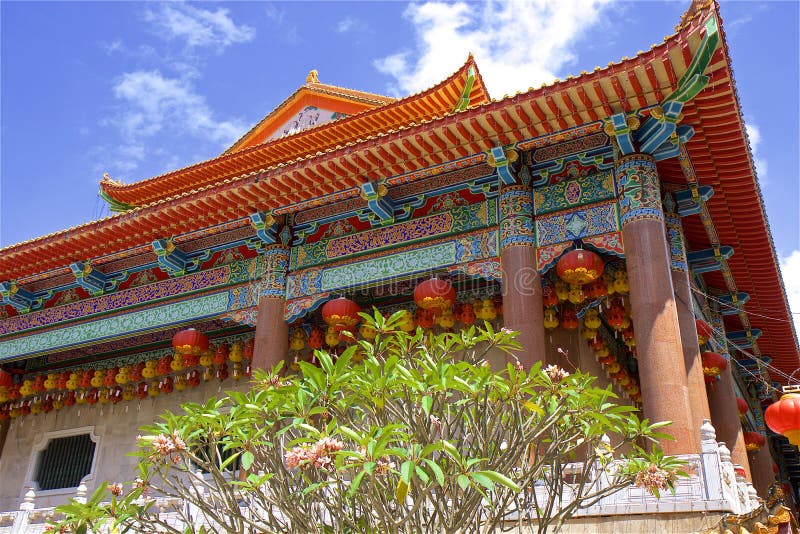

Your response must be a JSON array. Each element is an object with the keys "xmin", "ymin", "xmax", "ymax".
[
  {"xmin": 613, "ymin": 271, "xmax": 629, "ymax": 294},
  {"xmin": 543, "ymin": 308, "xmax": 559, "ymax": 330},
  {"xmin": 290, "ymin": 329, "xmax": 307, "ymax": 351},
  {"xmin": 325, "ymin": 326, "xmax": 340, "ymax": 347},
  {"xmin": 90, "ymin": 371, "xmax": 104, "ymax": 388},
  {"xmin": 582, "ymin": 327, "xmax": 598, "ymax": 340},
  {"xmin": 397, "ymin": 310, "xmax": 416, "ymax": 332},
  {"xmin": 148, "ymin": 381, "xmax": 160, "ymax": 397},
  {"xmin": 229, "ymin": 340, "xmax": 244, "ymax": 363},
  {"xmin": 359, "ymin": 323, "xmax": 377, "ymax": 340},
  {"xmin": 584, "ymin": 309, "xmax": 601, "ymax": 330},
  {"xmin": 554, "ymin": 281, "xmax": 569, "ymax": 302},
  {"xmin": 477, "ymin": 299, "xmax": 497, "ymax": 321},
  {"xmin": 567, "ymin": 285, "xmax": 585, "ymax": 305},
  {"xmin": 437, "ymin": 311, "xmax": 455, "ymax": 329}
]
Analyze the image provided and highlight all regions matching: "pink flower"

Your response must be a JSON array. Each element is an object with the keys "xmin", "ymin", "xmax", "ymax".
[
  {"xmin": 544, "ymin": 364, "xmax": 570, "ymax": 382},
  {"xmin": 108, "ymin": 483, "xmax": 123, "ymax": 496},
  {"xmin": 634, "ymin": 464, "xmax": 677, "ymax": 494},
  {"xmin": 171, "ymin": 431, "xmax": 186, "ymax": 451},
  {"xmin": 152, "ymin": 433, "xmax": 175, "ymax": 456}
]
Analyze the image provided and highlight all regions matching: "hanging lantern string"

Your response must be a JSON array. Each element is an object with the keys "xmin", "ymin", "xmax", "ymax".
[
  {"xmin": 673, "ymin": 291, "xmax": 796, "ymax": 391},
  {"xmin": 691, "ymin": 287, "xmax": 799, "ymax": 324}
]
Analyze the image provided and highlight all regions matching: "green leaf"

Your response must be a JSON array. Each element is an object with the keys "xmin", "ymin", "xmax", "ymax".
[
  {"xmin": 471, "ymin": 472, "xmax": 495, "ymax": 491},
  {"xmin": 423, "ymin": 459, "xmax": 445, "ymax": 487},
  {"xmin": 457, "ymin": 474, "xmax": 470, "ymax": 491},
  {"xmin": 347, "ymin": 470, "xmax": 366, "ymax": 498},
  {"xmin": 473, "ymin": 470, "xmax": 521, "ymax": 492},
  {"xmin": 421, "ymin": 395, "xmax": 433, "ymax": 416},
  {"xmin": 241, "ymin": 450, "xmax": 254, "ymax": 471},
  {"xmin": 401, "ymin": 460, "xmax": 414, "ymax": 485}
]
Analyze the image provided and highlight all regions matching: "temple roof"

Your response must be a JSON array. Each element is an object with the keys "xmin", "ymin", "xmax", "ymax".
[
  {"xmin": 98, "ymin": 56, "xmax": 489, "ymax": 209},
  {"xmin": 2, "ymin": 1, "xmax": 797, "ymax": 378}
]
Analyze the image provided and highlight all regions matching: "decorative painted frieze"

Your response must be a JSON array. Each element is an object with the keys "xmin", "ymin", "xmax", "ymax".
[
  {"xmin": 290, "ymin": 201, "xmax": 495, "ymax": 270},
  {"xmin": 498, "ymin": 185, "xmax": 535, "ymax": 248},
  {"xmin": 535, "ymin": 201, "xmax": 619, "ymax": 246},
  {"xmin": 615, "ymin": 153, "xmax": 663, "ymax": 225},
  {"xmin": 0, "ymin": 292, "xmax": 230, "ymax": 360},
  {"xmin": 286, "ymin": 229, "xmax": 498, "ymax": 299},
  {"xmin": 0, "ymin": 256, "xmax": 264, "ymax": 338},
  {"xmin": 533, "ymin": 171, "xmax": 615, "ymax": 215}
]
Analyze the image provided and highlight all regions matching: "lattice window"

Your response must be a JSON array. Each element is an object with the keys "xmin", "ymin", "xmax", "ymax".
[{"xmin": 34, "ymin": 433, "xmax": 96, "ymax": 491}]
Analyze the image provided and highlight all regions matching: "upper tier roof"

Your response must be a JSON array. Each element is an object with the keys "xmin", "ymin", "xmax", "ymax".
[
  {"xmin": 2, "ymin": 1, "xmax": 797, "ymax": 378},
  {"xmin": 99, "ymin": 57, "xmax": 489, "ymax": 209}
]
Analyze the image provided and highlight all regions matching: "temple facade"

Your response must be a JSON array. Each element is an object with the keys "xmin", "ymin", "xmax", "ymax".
[{"xmin": 0, "ymin": 0, "xmax": 798, "ymax": 529}]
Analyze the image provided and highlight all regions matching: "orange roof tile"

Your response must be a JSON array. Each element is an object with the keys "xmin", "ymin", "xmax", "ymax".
[{"xmin": 99, "ymin": 56, "xmax": 489, "ymax": 208}]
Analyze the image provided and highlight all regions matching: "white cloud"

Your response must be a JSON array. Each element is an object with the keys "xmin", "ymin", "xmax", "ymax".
[
  {"xmin": 112, "ymin": 71, "xmax": 245, "ymax": 144},
  {"xmin": 779, "ymin": 250, "xmax": 800, "ymax": 336},
  {"xmin": 144, "ymin": 3, "xmax": 255, "ymax": 50},
  {"xmin": 265, "ymin": 4, "xmax": 301, "ymax": 44},
  {"xmin": 745, "ymin": 120, "xmax": 769, "ymax": 187},
  {"xmin": 336, "ymin": 16, "xmax": 358, "ymax": 33},
  {"xmin": 374, "ymin": 0, "xmax": 617, "ymax": 98},
  {"xmin": 100, "ymin": 71, "xmax": 247, "ymax": 177}
]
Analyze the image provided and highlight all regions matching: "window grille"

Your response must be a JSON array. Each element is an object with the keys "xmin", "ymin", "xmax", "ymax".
[{"xmin": 34, "ymin": 433, "xmax": 96, "ymax": 490}]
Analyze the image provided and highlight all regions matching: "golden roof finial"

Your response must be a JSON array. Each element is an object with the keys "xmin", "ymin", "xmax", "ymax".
[{"xmin": 306, "ymin": 69, "xmax": 319, "ymax": 83}]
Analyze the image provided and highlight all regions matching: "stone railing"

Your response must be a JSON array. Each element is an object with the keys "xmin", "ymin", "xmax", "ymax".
[{"xmin": 0, "ymin": 420, "xmax": 761, "ymax": 533}]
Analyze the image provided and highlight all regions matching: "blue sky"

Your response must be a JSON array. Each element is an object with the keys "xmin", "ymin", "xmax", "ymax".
[{"xmin": 1, "ymin": 1, "xmax": 798, "ymax": 322}]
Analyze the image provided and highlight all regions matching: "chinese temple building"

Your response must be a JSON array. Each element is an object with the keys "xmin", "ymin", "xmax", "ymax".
[{"xmin": 0, "ymin": 0, "xmax": 798, "ymax": 529}]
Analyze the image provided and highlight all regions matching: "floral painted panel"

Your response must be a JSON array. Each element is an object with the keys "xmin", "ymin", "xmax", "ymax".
[{"xmin": 0, "ymin": 292, "xmax": 230, "ymax": 360}]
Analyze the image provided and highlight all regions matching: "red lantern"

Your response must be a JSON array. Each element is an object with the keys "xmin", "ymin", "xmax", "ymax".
[
  {"xmin": 159, "ymin": 377, "xmax": 174, "ymax": 394},
  {"xmin": 560, "ymin": 306, "xmax": 578, "ymax": 330},
  {"xmin": 172, "ymin": 328, "xmax": 210, "ymax": 355},
  {"xmin": 308, "ymin": 326, "xmax": 324, "ymax": 350},
  {"xmin": 765, "ymin": 392, "xmax": 800, "ymax": 446},
  {"xmin": 586, "ymin": 278, "xmax": 608, "ymax": 299},
  {"xmin": 695, "ymin": 319, "xmax": 713, "ymax": 346},
  {"xmin": 743, "ymin": 431, "xmax": 766, "ymax": 451},
  {"xmin": 606, "ymin": 308, "xmax": 627, "ymax": 331},
  {"xmin": 322, "ymin": 298, "xmax": 361, "ymax": 328},
  {"xmin": 415, "ymin": 309, "xmax": 436, "ymax": 329},
  {"xmin": 737, "ymin": 397, "xmax": 749, "ymax": 417},
  {"xmin": 542, "ymin": 281, "xmax": 559, "ymax": 307},
  {"xmin": 701, "ymin": 351, "xmax": 727, "ymax": 377},
  {"xmin": 556, "ymin": 249, "xmax": 604, "ymax": 286},
  {"xmin": 414, "ymin": 278, "xmax": 456, "ymax": 314},
  {"xmin": 459, "ymin": 303, "xmax": 476, "ymax": 325},
  {"xmin": 213, "ymin": 344, "xmax": 230, "ymax": 366},
  {"xmin": 0, "ymin": 370, "xmax": 12, "ymax": 388}
]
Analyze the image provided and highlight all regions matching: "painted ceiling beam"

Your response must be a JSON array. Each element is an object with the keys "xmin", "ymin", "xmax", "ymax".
[
  {"xmin": 673, "ymin": 185, "xmax": 714, "ymax": 216},
  {"xmin": 687, "ymin": 245, "xmax": 734, "ymax": 273},
  {"xmin": 152, "ymin": 238, "xmax": 210, "ymax": 277},
  {"xmin": 250, "ymin": 211, "xmax": 280, "ymax": 244},
  {"xmin": 0, "ymin": 281, "xmax": 48, "ymax": 313},
  {"xmin": 716, "ymin": 291, "xmax": 751, "ymax": 316},
  {"xmin": 69, "ymin": 261, "xmax": 124, "ymax": 296}
]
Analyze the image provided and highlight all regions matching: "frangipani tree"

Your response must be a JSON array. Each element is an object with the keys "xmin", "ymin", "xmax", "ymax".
[{"xmin": 52, "ymin": 311, "xmax": 683, "ymax": 534}]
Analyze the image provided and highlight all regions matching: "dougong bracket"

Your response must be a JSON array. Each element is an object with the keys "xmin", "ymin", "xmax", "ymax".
[{"xmin": 152, "ymin": 238, "xmax": 210, "ymax": 277}]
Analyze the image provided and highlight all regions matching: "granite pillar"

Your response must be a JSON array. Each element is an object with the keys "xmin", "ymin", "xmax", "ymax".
[
  {"xmin": 708, "ymin": 363, "xmax": 752, "ymax": 481},
  {"xmin": 252, "ymin": 244, "xmax": 290, "ymax": 372},
  {"xmin": 499, "ymin": 184, "xmax": 545, "ymax": 369},
  {"xmin": 664, "ymin": 194, "xmax": 711, "ymax": 450},
  {"xmin": 616, "ymin": 153, "xmax": 694, "ymax": 455}
]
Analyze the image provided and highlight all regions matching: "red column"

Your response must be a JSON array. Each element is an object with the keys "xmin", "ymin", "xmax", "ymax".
[
  {"xmin": 750, "ymin": 439, "xmax": 775, "ymax": 496},
  {"xmin": 252, "ymin": 244, "xmax": 290, "ymax": 372},
  {"xmin": 499, "ymin": 184, "xmax": 545, "ymax": 369},
  {"xmin": 708, "ymin": 363, "xmax": 751, "ymax": 480},
  {"xmin": 664, "ymin": 195, "xmax": 711, "ymax": 451},
  {"xmin": 616, "ymin": 154, "xmax": 694, "ymax": 455}
]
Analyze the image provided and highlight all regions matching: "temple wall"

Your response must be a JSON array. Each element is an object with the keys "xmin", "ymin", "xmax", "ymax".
[{"xmin": 0, "ymin": 379, "xmax": 250, "ymax": 512}]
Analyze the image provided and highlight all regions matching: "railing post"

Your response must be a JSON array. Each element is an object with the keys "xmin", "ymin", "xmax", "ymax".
[{"xmin": 10, "ymin": 488, "xmax": 35, "ymax": 534}]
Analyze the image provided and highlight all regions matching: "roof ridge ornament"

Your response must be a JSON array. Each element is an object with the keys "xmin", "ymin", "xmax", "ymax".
[{"xmin": 306, "ymin": 69, "xmax": 319, "ymax": 84}]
